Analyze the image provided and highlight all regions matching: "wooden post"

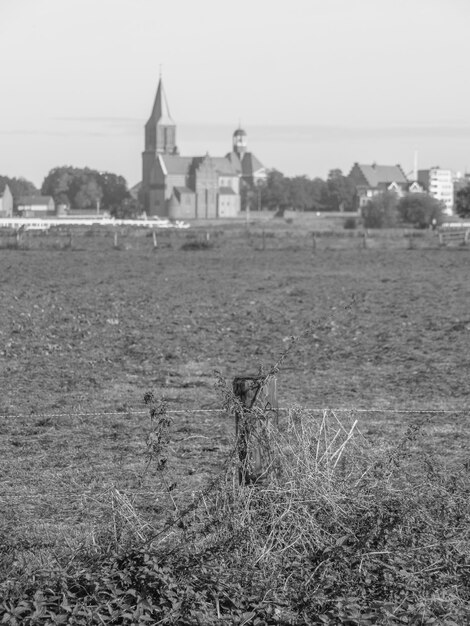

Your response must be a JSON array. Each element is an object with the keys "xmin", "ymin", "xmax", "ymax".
[
  {"xmin": 262, "ymin": 230, "xmax": 266, "ymax": 251},
  {"xmin": 362, "ymin": 230, "xmax": 367, "ymax": 249},
  {"xmin": 152, "ymin": 230, "xmax": 157, "ymax": 249},
  {"xmin": 312, "ymin": 232, "xmax": 317, "ymax": 252},
  {"xmin": 206, "ymin": 231, "xmax": 210, "ymax": 242},
  {"xmin": 114, "ymin": 231, "xmax": 118, "ymax": 249},
  {"xmin": 232, "ymin": 376, "xmax": 278, "ymax": 485},
  {"xmin": 68, "ymin": 230, "xmax": 73, "ymax": 249}
]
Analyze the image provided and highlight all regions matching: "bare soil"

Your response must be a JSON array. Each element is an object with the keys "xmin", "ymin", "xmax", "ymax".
[{"xmin": 1, "ymin": 228, "xmax": 469, "ymax": 555}]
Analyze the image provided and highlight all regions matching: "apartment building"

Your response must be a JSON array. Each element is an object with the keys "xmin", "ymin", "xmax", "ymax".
[{"xmin": 417, "ymin": 168, "xmax": 454, "ymax": 215}]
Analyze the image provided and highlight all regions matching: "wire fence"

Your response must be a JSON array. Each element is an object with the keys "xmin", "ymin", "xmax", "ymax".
[
  {"xmin": 1, "ymin": 404, "xmax": 467, "ymax": 504},
  {"xmin": 0, "ymin": 405, "xmax": 468, "ymax": 421},
  {"xmin": 1, "ymin": 224, "xmax": 468, "ymax": 252}
]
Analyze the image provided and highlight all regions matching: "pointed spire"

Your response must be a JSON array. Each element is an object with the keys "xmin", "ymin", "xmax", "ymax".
[
  {"xmin": 145, "ymin": 74, "xmax": 177, "ymax": 154},
  {"xmin": 148, "ymin": 75, "xmax": 175, "ymax": 127}
]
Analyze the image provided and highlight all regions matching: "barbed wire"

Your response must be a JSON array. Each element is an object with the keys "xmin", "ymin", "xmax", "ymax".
[{"xmin": 0, "ymin": 406, "xmax": 467, "ymax": 421}]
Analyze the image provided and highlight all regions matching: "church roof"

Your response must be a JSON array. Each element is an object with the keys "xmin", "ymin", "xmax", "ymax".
[
  {"xmin": 147, "ymin": 77, "xmax": 175, "ymax": 127},
  {"xmin": 160, "ymin": 155, "xmax": 193, "ymax": 175},
  {"xmin": 219, "ymin": 187, "xmax": 236, "ymax": 195},
  {"xmin": 241, "ymin": 152, "xmax": 265, "ymax": 176},
  {"xmin": 225, "ymin": 151, "xmax": 265, "ymax": 177},
  {"xmin": 174, "ymin": 186, "xmax": 194, "ymax": 194},
  {"xmin": 212, "ymin": 156, "xmax": 239, "ymax": 176}
]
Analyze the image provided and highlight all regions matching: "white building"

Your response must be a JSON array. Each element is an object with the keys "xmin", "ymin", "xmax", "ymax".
[{"xmin": 417, "ymin": 168, "xmax": 454, "ymax": 215}]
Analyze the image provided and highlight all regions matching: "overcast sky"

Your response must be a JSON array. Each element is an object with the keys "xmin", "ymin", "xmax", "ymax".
[{"xmin": 1, "ymin": 0, "xmax": 469, "ymax": 187}]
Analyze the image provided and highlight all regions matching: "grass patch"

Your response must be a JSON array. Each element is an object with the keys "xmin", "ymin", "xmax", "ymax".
[{"xmin": 2, "ymin": 399, "xmax": 469, "ymax": 624}]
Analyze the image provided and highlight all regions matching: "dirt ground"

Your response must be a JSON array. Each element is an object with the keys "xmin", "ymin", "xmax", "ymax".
[{"xmin": 1, "ymin": 228, "xmax": 469, "ymax": 551}]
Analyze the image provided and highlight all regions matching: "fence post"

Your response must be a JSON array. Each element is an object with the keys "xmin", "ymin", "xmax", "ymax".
[
  {"xmin": 114, "ymin": 231, "xmax": 118, "ymax": 249},
  {"xmin": 262, "ymin": 230, "xmax": 266, "ymax": 251},
  {"xmin": 362, "ymin": 230, "xmax": 367, "ymax": 249},
  {"xmin": 152, "ymin": 230, "xmax": 157, "ymax": 249},
  {"xmin": 16, "ymin": 228, "xmax": 22, "ymax": 249},
  {"xmin": 68, "ymin": 230, "xmax": 73, "ymax": 249},
  {"xmin": 232, "ymin": 375, "xmax": 278, "ymax": 485},
  {"xmin": 312, "ymin": 232, "xmax": 317, "ymax": 253}
]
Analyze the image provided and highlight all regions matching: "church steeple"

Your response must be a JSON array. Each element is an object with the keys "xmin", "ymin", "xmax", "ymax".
[{"xmin": 145, "ymin": 76, "xmax": 177, "ymax": 154}]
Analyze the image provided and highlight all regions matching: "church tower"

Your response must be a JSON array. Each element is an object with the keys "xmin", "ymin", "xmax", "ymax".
[
  {"xmin": 232, "ymin": 127, "xmax": 247, "ymax": 159},
  {"xmin": 144, "ymin": 77, "xmax": 177, "ymax": 154},
  {"xmin": 142, "ymin": 76, "xmax": 177, "ymax": 213}
]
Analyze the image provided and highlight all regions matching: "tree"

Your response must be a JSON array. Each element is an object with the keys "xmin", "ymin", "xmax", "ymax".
[
  {"xmin": 112, "ymin": 197, "xmax": 140, "ymax": 219},
  {"xmin": 41, "ymin": 166, "xmax": 131, "ymax": 213},
  {"xmin": 41, "ymin": 166, "xmax": 79, "ymax": 207},
  {"xmin": 289, "ymin": 176, "xmax": 313, "ymax": 211},
  {"xmin": 397, "ymin": 193, "xmax": 443, "ymax": 229},
  {"xmin": 74, "ymin": 176, "xmax": 103, "ymax": 211},
  {"xmin": 362, "ymin": 191, "xmax": 398, "ymax": 228},
  {"xmin": 0, "ymin": 175, "xmax": 38, "ymax": 203},
  {"xmin": 323, "ymin": 169, "xmax": 357, "ymax": 212},
  {"xmin": 259, "ymin": 169, "xmax": 291, "ymax": 211},
  {"xmin": 98, "ymin": 171, "xmax": 131, "ymax": 214},
  {"xmin": 455, "ymin": 184, "xmax": 470, "ymax": 218}
]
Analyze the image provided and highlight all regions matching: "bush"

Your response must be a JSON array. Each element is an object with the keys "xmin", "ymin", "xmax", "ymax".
[
  {"xmin": 343, "ymin": 217, "xmax": 357, "ymax": 229},
  {"xmin": 397, "ymin": 193, "xmax": 444, "ymax": 229},
  {"xmin": 362, "ymin": 191, "xmax": 398, "ymax": 228},
  {"xmin": 180, "ymin": 238, "xmax": 213, "ymax": 251}
]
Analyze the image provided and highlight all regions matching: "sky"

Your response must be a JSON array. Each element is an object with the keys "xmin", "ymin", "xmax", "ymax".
[{"xmin": 1, "ymin": 0, "xmax": 470, "ymax": 188}]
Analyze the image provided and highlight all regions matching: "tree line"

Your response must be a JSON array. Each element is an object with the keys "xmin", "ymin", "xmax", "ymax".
[
  {"xmin": 41, "ymin": 166, "xmax": 138, "ymax": 217},
  {"xmin": 254, "ymin": 168, "xmax": 357, "ymax": 213},
  {"xmin": 1, "ymin": 167, "xmax": 138, "ymax": 218},
  {"xmin": 3, "ymin": 165, "xmax": 470, "ymax": 221}
]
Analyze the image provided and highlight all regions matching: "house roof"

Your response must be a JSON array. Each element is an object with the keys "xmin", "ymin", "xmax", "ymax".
[
  {"xmin": 17, "ymin": 195, "xmax": 54, "ymax": 206},
  {"xmin": 354, "ymin": 163, "xmax": 408, "ymax": 187}
]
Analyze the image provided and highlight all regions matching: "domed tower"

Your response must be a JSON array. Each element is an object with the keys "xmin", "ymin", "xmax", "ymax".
[{"xmin": 232, "ymin": 127, "xmax": 247, "ymax": 159}]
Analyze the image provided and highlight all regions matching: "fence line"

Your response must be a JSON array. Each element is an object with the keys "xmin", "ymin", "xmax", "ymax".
[{"xmin": 0, "ymin": 406, "xmax": 467, "ymax": 421}]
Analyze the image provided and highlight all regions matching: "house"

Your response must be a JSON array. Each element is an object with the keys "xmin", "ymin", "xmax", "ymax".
[
  {"xmin": 417, "ymin": 168, "xmax": 454, "ymax": 215},
  {"xmin": 348, "ymin": 163, "xmax": 409, "ymax": 209},
  {"xmin": 17, "ymin": 195, "xmax": 55, "ymax": 217},
  {"xmin": 141, "ymin": 77, "xmax": 265, "ymax": 219},
  {"xmin": 0, "ymin": 183, "xmax": 13, "ymax": 217}
]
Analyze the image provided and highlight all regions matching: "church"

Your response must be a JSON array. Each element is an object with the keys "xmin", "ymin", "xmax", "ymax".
[{"xmin": 141, "ymin": 77, "xmax": 266, "ymax": 219}]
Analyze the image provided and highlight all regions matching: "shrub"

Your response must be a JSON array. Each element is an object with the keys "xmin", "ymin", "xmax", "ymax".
[
  {"xmin": 398, "ymin": 193, "xmax": 444, "ymax": 229},
  {"xmin": 180, "ymin": 238, "xmax": 213, "ymax": 251},
  {"xmin": 343, "ymin": 217, "xmax": 357, "ymax": 229},
  {"xmin": 362, "ymin": 191, "xmax": 398, "ymax": 228}
]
